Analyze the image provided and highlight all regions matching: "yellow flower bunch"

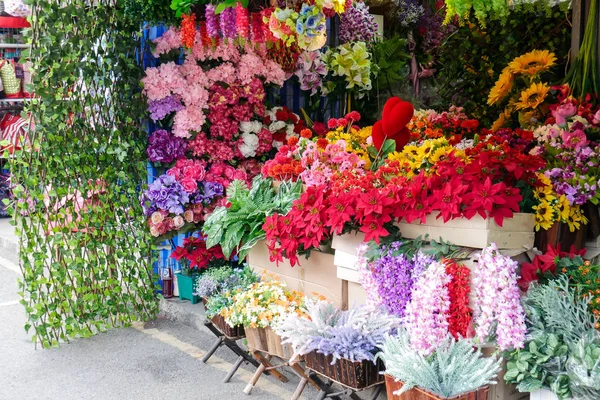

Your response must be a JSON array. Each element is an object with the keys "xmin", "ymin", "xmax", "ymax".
[
  {"xmin": 532, "ymin": 174, "xmax": 589, "ymax": 232},
  {"xmin": 223, "ymin": 279, "xmax": 306, "ymax": 329},
  {"xmin": 387, "ymin": 138, "xmax": 466, "ymax": 177},
  {"xmin": 326, "ymin": 125, "xmax": 372, "ymax": 168},
  {"xmin": 488, "ymin": 50, "xmax": 556, "ymax": 131}
]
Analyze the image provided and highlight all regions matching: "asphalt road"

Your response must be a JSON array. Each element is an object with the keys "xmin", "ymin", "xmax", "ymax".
[{"xmin": 0, "ymin": 254, "xmax": 317, "ymax": 400}]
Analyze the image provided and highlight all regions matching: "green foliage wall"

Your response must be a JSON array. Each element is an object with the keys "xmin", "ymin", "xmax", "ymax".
[{"xmin": 11, "ymin": 0, "xmax": 157, "ymax": 347}]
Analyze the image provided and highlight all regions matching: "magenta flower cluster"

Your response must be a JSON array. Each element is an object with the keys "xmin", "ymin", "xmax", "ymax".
[
  {"xmin": 147, "ymin": 129, "xmax": 187, "ymax": 164},
  {"xmin": 472, "ymin": 244, "xmax": 526, "ymax": 351},
  {"xmin": 339, "ymin": 2, "xmax": 378, "ymax": 44}
]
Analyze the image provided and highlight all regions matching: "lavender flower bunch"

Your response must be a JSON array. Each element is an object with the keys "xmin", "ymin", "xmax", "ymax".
[
  {"xmin": 397, "ymin": 0, "xmax": 424, "ymax": 27},
  {"xmin": 339, "ymin": 2, "xmax": 378, "ymax": 44},
  {"xmin": 275, "ymin": 299, "xmax": 400, "ymax": 363},
  {"xmin": 142, "ymin": 174, "xmax": 189, "ymax": 216},
  {"xmin": 147, "ymin": 95, "xmax": 183, "ymax": 121},
  {"xmin": 370, "ymin": 243, "xmax": 432, "ymax": 318},
  {"xmin": 147, "ymin": 129, "xmax": 187, "ymax": 164},
  {"xmin": 295, "ymin": 51, "xmax": 328, "ymax": 96}
]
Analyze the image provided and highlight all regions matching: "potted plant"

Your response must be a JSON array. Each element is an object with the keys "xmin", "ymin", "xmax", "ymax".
[
  {"xmin": 170, "ymin": 236, "xmax": 228, "ymax": 304},
  {"xmin": 223, "ymin": 279, "xmax": 305, "ymax": 358},
  {"xmin": 275, "ymin": 299, "xmax": 399, "ymax": 389},
  {"xmin": 378, "ymin": 328, "xmax": 501, "ymax": 400}
]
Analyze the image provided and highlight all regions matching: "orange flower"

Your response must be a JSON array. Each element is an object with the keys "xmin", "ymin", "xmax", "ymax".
[
  {"xmin": 288, "ymin": 137, "xmax": 299, "ymax": 146},
  {"xmin": 300, "ymin": 129, "xmax": 313, "ymax": 139}
]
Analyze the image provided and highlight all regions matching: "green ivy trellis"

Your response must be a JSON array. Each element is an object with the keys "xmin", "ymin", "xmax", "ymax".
[{"xmin": 10, "ymin": 0, "xmax": 158, "ymax": 347}]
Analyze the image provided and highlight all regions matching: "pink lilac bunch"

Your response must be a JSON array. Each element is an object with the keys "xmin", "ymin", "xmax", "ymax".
[
  {"xmin": 147, "ymin": 129, "xmax": 187, "ymax": 164},
  {"xmin": 472, "ymin": 244, "xmax": 526, "ymax": 351},
  {"xmin": 299, "ymin": 139, "xmax": 366, "ymax": 186},
  {"xmin": 356, "ymin": 244, "xmax": 383, "ymax": 307},
  {"xmin": 339, "ymin": 2, "xmax": 378, "ymax": 44},
  {"xmin": 403, "ymin": 260, "xmax": 451, "ymax": 356},
  {"xmin": 295, "ymin": 51, "xmax": 328, "ymax": 96}
]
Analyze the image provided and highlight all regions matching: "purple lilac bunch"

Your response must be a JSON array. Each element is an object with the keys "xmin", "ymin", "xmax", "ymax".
[
  {"xmin": 472, "ymin": 244, "xmax": 526, "ymax": 351},
  {"xmin": 397, "ymin": 0, "xmax": 424, "ymax": 27},
  {"xmin": 205, "ymin": 4, "xmax": 220, "ymax": 38},
  {"xmin": 295, "ymin": 51, "xmax": 327, "ymax": 96},
  {"xmin": 142, "ymin": 174, "xmax": 190, "ymax": 217},
  {"xmin": 339, "ymin": 2, "xmax": 378, "ymax": 44},
  {"xmin": 147, "ymin": 130, "xmax": 187, "ymax": 164},
  {"xmin": 147, "ymin": 95, "xmax": 183, "ymax": 121},
  {"xmin": 370, "ymin": 243, "xmax": 432, "ymax": 318},
  {"xmin": 220, "ymin": 6, "xmax": 237, "ymax": 39},
  {"xmin": 404, "ymin": 260, "xmax": 451, "ymax": 356},
  {"xmin": 190, "ymin": 181, "xmax": 224, "ymax": 204},
  {"xmin": 417, "ymin": 10, "xmax": 455, "ymax": 56}
]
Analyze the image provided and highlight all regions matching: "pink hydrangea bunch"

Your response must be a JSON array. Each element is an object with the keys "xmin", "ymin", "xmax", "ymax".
[
  {"xmin": 472, "ymin": 244, "xmax": 526, "ymax": 351},
  {"xmin": 403, "ymin": 261, "xmax": 451, "ymax": 356}
]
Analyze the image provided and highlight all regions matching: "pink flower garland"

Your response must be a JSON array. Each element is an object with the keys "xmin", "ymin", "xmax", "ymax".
[
  {"xmin": 404, "ymin": 261, "xmax": 451, "ymax": 356},
  {"xmin": 356, "ymin": 244, "xmax": 383, "ymax": 307},
  {"xmin": 472, "ymin": 244, "xmax": 526, "ymax": 351}
]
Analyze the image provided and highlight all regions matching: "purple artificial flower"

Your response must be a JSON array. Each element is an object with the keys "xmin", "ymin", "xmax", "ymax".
[
  {"xmin": 147, "ymin": 130, "xmax": 187, "ymax": 164},
  {"xmin": 147, "ymin": 95, "xmax": 183, "ymax": 121},
  {"xmin": 339, "ymin": 2, "xmax": 378, "ymax": 44},
  {"xmin": 397, "ymin": 0, "xmax": 424, "ymax": 27},
  {"xmin": 295, "ymin": 51, "xmax": 327, "ymax": 96},
  {"xmin": 220, "ymin": 6, "xmax": 237, "ymax": 39},
  {"xmin": 190, "ymin": 181, "xmax": 224, "ymax": 204},
  {"xmin": 142, "ymin": 174, "xmax": 189, "ymax": 216},
  {"xmin": 206, "ymin": 4, "xmax": 220, "ymax": 39}
]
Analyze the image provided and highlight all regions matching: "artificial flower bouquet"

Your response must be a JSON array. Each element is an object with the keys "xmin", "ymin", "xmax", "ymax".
[
  {"xmin": 407, "ymin": 106, "xmax": 480, "ymax": 144},
  {"xmin": 275, "ymin": 299, "xmax": 399, "ymax": 389},
  {"xmin": 170, "ymin": 235, "xmax": 228, "ymax": 273}
]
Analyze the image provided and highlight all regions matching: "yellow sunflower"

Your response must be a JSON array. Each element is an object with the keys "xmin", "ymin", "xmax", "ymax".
[
  {"xmin": 488, "ymin": 67, "xmax": 514, "ymax": 105},
  {"xmin": 516, "ymin": 82, "xmax": 550, "ymax": 110},
  {"xmin": 532, "ymin": 201, "xmax": 555, "ymax": 231},
  {"xmin": 566, "ymin": 206, "xmax": 589, "ymax": 232},
  {"xmin": 533, "ymin": 186, "xmax": 556, "ymax": 204},
  {"xmin": 491, "ymin": 113, "xmax": 507, "ymax": 132},
  {"xmin": 555, "ymin": 195, "xmax": 571, "ymax": 221},
  {"xmin": 508, "ymin": 50, "xmax": 557, "ymax": 76}
]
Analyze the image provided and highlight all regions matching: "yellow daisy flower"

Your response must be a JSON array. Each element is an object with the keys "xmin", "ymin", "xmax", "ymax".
[
  {"xmin": 532, "ymin": 201, "xmax": 555, "ymax": 231},
  {"xmin": 555, "ymin": 195, "xmax": 571, "ymax": 221},
  {"xmin": 508, "ymin": 50, "xmax": 557, "ymax": 76},
  {"xmin": 516, "ymin": 82, "xmax": 550, "ymax": 110}
]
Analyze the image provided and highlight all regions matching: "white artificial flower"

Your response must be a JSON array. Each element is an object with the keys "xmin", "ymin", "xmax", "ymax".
[{"xmin": 269, "ymin": 121, "xmax": 287, "ymax": 132}]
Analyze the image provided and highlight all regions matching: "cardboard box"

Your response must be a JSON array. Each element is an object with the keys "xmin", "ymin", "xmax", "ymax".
[
  {"xmin": 396, "ymin": 212, "xmax": 535, "ymax": 250},
  {"xmin": 529, "ymin": 390, "xmax": 558, "ymax": 400},
  {"xmin": 247, "ymin": 241, "xmax": 343, "ymax": 308}
]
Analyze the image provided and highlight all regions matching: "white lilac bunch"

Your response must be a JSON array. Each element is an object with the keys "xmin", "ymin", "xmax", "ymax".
[
  {"xmin": 472, "ymin": 244, "xmax": 526, "ymax": 351},
  {"xmin": 339, "ymin": 2, "xmax": 378, "ymax": 44}
]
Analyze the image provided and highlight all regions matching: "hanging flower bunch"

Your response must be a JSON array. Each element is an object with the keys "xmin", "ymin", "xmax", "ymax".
[
  {"xmin": 324, "ymin": 42, "xmax": 373, "ymax": 98},
  {"xmin": 223, "ymin": 279, "xmax": 306, "ymax": 329},
  {"xmin": 445, "ymin": 260, "xmax": 472, "ymax": 339},
  {"xmin": 171, "ymin": 236, "xmax": 227, "ymax": 271},
  {"xmin": 404, "ymin": 261, "xmax": 452, "ymax": 356},
  {"xmin": 488, "ymin": 49, "xmax": 557, "ymax": 131},
  {"xmin": 397, "ymin": 0, "xmax": 425, "ymax": 27},
  {"xmin": 407, "ymin": 106, "xmax": 480, "ymax": 144},
  {"xmin": 472, "ymin": 244, "xmax": 526, "ymax": 351},
  {"xmin": 339, "ymin": 1, "xmax": 378, "ymax": 44},
  {"xmin": 295, "ymin": 50, "xmax": 328, "ymax": 96}
]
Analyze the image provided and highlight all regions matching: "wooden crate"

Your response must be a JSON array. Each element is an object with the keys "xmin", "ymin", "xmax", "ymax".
[
  {"xmin": 305, "ymin": 351, "xmax": 384, "ymax": 389},
  {"xmin": 247, "ymin": 240, "xmax": 343, "ymax": 308},
  {"xmin": 385, "ymin": 375, "xmax": 489, "ymax": 400},
  {"xmin": 245, "ymin": 326, "xmax": 294, "ymax": 359},
  {"xmin": 396, "ymin": 212, "xmax": 535, "ymax": 249}
]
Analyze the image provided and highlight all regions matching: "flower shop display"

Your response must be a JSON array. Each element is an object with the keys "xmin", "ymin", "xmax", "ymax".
[
  {"xmin": 379, "ymin": 328, "xmax": 501, "ymax": 400},
  {"xmin": 275, "ymin": 299, "xmax": 399, "ymax": 389},
  {"xmin": 202, "ymin": 176, "xmax": 302, "ymax": 259}
]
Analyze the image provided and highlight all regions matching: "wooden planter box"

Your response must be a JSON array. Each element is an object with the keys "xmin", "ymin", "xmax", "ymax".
[
  {"xmin": 535, "ymin": 221, "xmax": 588, "ymax": 251},
  {"xmin": 247, "ymin": 240, "xmax": 343, "ymax": 308},
  {"xmin": 305, "ymin": 351, "xmax": 384, "ymax": 390},
  {"xmin": 385, "ymin": 375, "xmax": 489, "ymax": 400},
  {"xmin": 210, "ymin": 313, "xmax": 245, "ymax": 338},
  {"xmin": 245, "ymin": 326, "xmax": 294, "ymax": 359},
  {"xmin": 396, "ymin": 212, "xmax": 535, "ymax": 249}
]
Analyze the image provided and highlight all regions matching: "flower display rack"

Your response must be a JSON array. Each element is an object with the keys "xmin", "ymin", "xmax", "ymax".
[
  {"xmin": 396, "ymin": 212, "xmax": 536, "ymax": 250},
  {"xmin": 384, "ymin": 375, "xmax": 489, "ymax": 400},
  {"xmin": 243, "ymin": 327, "xmax": 324, "ymax": 399}
]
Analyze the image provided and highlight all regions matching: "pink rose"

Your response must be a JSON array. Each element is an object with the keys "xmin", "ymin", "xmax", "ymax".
[
  {"xmin": 173, "ymin": 215, "xmax": 185, "ymax": 229},
  {"xmin": 151, "ymin": 211, "xmax": 164, "ymax": 224},
  {"xmin": 552, "ymin": 103, "xmax": 577, "ymax": 126},
  {"xmin": 593, "ymin": 110, "xmax": 600, "ymax": 125},
  {"xmin": 184, "ymin": 210, "xmax": 194, "ymax": 223},
  {"xmin": 184, "ymin": 164, "xmax": 206, "ymax": 181},
  {"xmin": 233, "ymin": 169, "xmax": 247, "ymax": 181},
  {"xmin": 150, "ymin": 226, "xmax": 160, "ymax": 237},
  {"xmin": 180, "ymin": 177, "xmax": 198, "ymax": 193},
  {"xmin": 224, "ymin": 166, "xmax": 236, "ymax": 180},
  {"xmin": 562, "ymin": 129, "xmax": 588, "ymax": 149}
]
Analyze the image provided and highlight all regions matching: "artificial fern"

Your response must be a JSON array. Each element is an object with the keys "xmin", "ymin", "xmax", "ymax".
[{"xmin": 379, "ymin": 329, "xmax": 501, "ymax": 398}]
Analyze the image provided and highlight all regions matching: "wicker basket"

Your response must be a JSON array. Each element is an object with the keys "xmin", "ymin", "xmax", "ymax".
[
  {"xmin": 305, "ymin": 351, "xmax": 384, "ymax": 390},
  {"xmin": 384, "ymin": 375, "xmax": 490, "ymax": 400}
]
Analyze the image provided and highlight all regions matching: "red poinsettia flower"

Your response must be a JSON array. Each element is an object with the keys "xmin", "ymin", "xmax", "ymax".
[
  {"xmin": 359, "ymin": 216, "xmax": 389, "ymax": 243},
  {"xmin": 433, "ymin": 179, "xmax": 468, "ymax": 222},
  {"xmin": 462, "ymin": 178, "xmax": 506, "ymax": 219}
]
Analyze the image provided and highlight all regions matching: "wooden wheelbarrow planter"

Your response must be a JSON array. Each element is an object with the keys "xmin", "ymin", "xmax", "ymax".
[{"xmin": 243, "ymin": 327, "xmax": 325, "ymax": 399}]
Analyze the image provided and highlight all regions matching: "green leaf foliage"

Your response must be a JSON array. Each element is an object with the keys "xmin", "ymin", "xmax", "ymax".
[
  {"xmin": 202, "ymin": 177, "xmax": 302, "ymax": 259},
  {"xmin": 10, "ymin": 0, "xmax": 158, "ymax": 347}
]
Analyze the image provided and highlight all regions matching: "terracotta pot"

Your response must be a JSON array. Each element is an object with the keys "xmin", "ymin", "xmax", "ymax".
[
  {"xmin": 384, "ymin": 375, "xmax": 489, "ymax": 400},
  {"xmin": 305, "ymin": 351, "xmax": 384, "ymax": 389}
]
